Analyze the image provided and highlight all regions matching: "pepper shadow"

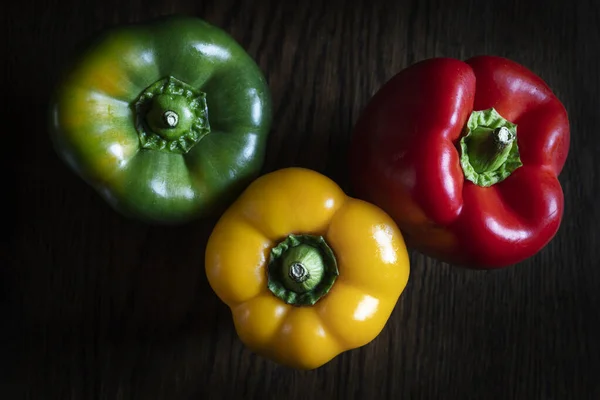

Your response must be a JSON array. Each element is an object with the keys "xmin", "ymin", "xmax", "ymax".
[
  {"xmin": 6, "ymin": 140, "xmax": 234, "ymax": 394},
  {"xmin": 10, "ymin": 169, "xmax": 229, "ymax": 340}
]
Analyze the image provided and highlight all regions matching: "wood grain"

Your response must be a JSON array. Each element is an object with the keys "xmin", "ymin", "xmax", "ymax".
[{"xmin": 3, "ymin": 0, "xmax": 599, "ymax": 398}]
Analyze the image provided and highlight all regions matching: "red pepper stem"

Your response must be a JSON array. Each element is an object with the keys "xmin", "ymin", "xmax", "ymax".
[
  {"xmin": 459, "ymin": 108, "xmax": 523, "ymax": 187},
  {"xmin": 466, "ymin": 126, "xmax": 515, "ymax": 173}
]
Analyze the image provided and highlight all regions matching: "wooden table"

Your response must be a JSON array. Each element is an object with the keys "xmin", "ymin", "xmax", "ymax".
[{"xmin": 4, "ymin": 0, "xmax": 599, "ymax": 398}]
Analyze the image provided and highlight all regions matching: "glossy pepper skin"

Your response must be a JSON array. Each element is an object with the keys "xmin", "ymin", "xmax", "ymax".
[
  {"xmin": 49, "ymin": 16, "xmax": 272, "ymax": 224},
  {"xmin": 205, "ymin": 168, "xmax": 410, "ymax": 370},
  {"xmin": 349, "ymin": 56, "xmax": 569, "ymax": 268}
]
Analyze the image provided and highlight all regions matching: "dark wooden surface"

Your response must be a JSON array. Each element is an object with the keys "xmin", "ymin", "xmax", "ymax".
[{"xmin": 3, "ymin": 0, "xmax": 599, "ymax": 398}]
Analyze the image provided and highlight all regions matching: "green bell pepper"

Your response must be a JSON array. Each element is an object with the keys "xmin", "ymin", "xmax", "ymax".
[{"xmin": 49, "ymin": 16, "xmax": 272, "ymax": 224}]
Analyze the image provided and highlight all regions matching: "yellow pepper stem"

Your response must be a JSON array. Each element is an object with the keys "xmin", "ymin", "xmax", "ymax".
[
  {"xmin": 280, "ymin": 244, "xmax": 326, "ymax": 293},
  {"xmin": 267, "ymin": 234, "xmax": 338, "ymax": 306}
]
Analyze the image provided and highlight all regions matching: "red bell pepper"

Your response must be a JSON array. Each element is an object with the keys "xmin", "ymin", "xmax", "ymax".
[{"xmin": 349, "ymin": 56, "xmax": 570, "ymax": 268}]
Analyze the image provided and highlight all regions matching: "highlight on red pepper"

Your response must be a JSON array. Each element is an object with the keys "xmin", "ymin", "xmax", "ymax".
[{"xmin": 349, "ymin": 56, "xmax": 570, "ymax": 269}]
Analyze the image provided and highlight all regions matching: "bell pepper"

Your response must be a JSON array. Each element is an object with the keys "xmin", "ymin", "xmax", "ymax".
[
  {"xmin": 49, "ymin": 16, "xmax": 272, "ymax": 224},
  {"xmin": 205, "ymin": 168, "xmax": 410, "ymax": 370},
  {"xmin": 349, "ymin": 56, "xmax": 569, "ymax": 268}
]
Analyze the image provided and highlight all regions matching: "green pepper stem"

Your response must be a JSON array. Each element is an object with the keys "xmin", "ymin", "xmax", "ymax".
[
  {"xmin": 267, "ymin": 234, "xmax": 338, "ymax": 306},
  {"xmin": 459, "ymin": 108, "xmax": 523, "ymax": 187},
  {"xmin": 163, "ymin": 111, "xmax": 179, "ymax": 127},
  {"xmin": 134, "ymin": 76, "xmax": 211, "ymax": 154}
]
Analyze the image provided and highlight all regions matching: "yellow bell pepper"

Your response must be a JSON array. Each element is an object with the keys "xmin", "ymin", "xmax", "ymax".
[{"xmin": 205, "ymin": 167, "xmax": 410, "ymax": 370}]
